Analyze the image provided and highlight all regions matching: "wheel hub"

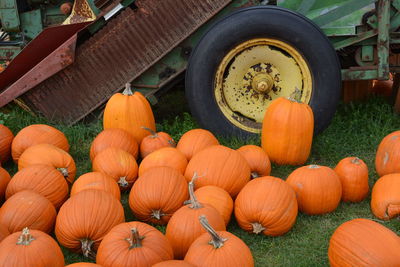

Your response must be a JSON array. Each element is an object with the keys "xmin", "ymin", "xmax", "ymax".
[{"xmin": 251, "ymin": 72, "xmax": 274, "ymax": 94}]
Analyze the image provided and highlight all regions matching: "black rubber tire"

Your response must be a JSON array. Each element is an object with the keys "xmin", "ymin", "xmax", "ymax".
[{"xmin": 185, "ymin": 5, "xmax": 341, "ymax": 138}]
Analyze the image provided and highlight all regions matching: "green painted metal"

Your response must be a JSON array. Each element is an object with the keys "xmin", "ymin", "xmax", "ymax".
[
  {"xmin": 341, "ymin": 69, "xmax": 378, "ymax": 80},
  {"xmin": 362, "ymin": 45, "xmax": 374, "ymax": 62},
  {"xmin": 0, "ymin": 0, "xmax": 20, "ymax": 32},
  {"xmin": 0, "ymin": 46, "xmax": 21, "ymax": 61},
  {"xmin": 333, "ymin": 29, "xmax": 377, "ymax": 50},
  {"xmin": 296, "ymin": 0, "xmax": 315, "ymax": 15},
  {"xmin": 377, "ymin": 0, "xmax": 390, "ymax": 79},
  {"xmin": 20, "ymin": 10, "xmax": 43, "ymax": 40}
]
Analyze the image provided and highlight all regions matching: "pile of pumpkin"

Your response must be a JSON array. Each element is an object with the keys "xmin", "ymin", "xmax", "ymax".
[{"xmin": 0, "ymin": 83, "xmax": 399, "ymax": 266}]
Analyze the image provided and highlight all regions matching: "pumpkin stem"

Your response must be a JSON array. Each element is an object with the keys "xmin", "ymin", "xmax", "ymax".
[
  {"xmin": 80, "ymin": 238, "xmax": 96, "ymax": 259},
  {"xmin": 287, "ymin": 87, "xmax": 302, "ymax": 103},
  {"xmin": 251, "ymin": 172, "xmax": 260, "ymax": 179},
  {"xmin": 351, "ymin": 157, "xmax": 361, "ymax": 164},
  {"xmin": 16, "ymin": 227, "xmax": 35, "ymax": 245},
  {"xmin": 126, "ymin": 228, "xmax": 144, "ymax": 249},
  {"xmin": 387, "ymin": 203, "xmax": 400, "ymax": 219},
  {"xmin": 57, "ymin": 167, "xmax": 69, "ymax": 178},
  {"xmin": 308, "ymin": 165, "xmax": 320, "ymax": 169},
  {"xmin": 188, "ymin": 172, "xmax": 203, "ymax": 209},
  {"xmin": 122, "ymin": 83, "xmax": 134, "ymax": 96},
  {"xmin": 151, "ymin": 209, "xmax": 166, "ymax": 220},
  {"xmin": 251, "ymin": 222, "xmax": 266, "ymax": 234},
  {"xmin": 118, "ymin": 177, "xmax": 129, "ymax": 188},
  {"xmin": 199, "ymin": 215, "xmax": 227, "ymax": 248},
  {"xmin": 141, "ymin": 126, "xmax": 157, "ymax": 137},
  {"xmin": 168, "ymin": 139, "xmax": 176, "ymax": 147}
]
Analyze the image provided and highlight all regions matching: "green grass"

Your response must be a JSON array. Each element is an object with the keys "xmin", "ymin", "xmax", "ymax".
[{"xmin": 1, "ymin": 91, "xmax": 400, "ymax": 266}]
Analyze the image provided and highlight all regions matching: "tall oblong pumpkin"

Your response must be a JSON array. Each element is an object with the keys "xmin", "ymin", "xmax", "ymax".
[
  {"xmin": 103, "ymin": 83, "xmax": 156, "ymax": 144},
  {"xmin": 261, "ymin": 97, "xmax": 313, "ymax": 165}
]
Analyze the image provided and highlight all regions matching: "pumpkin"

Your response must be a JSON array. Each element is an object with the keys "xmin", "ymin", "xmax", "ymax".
[
  {"xmin": 0, "ymin": 124, "xmax": 13, "ymax": 163},
  {"xmin": 0, "ymin": 167, "xmax": 11, "ymax": 201},
  {"xmin": 334, "ymin": 157, "xmax": 369, "ymax": 202},
  {"xmin": 92, "ymin": 147, "xmax": 138, "ymax": 190},
  {"xmin": 71, "ymin": 172, "xmax": 121, "ymax": 200},
  {"xmin": 55, "ymin": 189, "xmax": 125, "ymax": 257},
  {"xmin": 11, "ymin": 124, "xmax": 69, "ymax": 162},
  {"xmin": 0, "ymin": 224, "xmax": 9, "ymax": 242},
  {"xmin": 140, "ymin": 127, "xmax": 175, "ymax": 158},
  {"xmin": 176, "ymin": 129, "xmax": 219, "ymax": 160},
  {"xmin": 103, "ymin": 83, "xmax": 156, "ymax": 144},
  {"xmin": 18, "ymin": 143, "xmax": 76, "ymax": 183},
  {"xmin": 165, "ymin": 176, "xmax": 226, "ymax": 259},
  {"xmin": 371, "ymin": 173, "xmax": 400, "ymax": 220},
  {"xmin": 66, "ymin": 264, "xmax": 102, "ymax": 267},
  {"xmin": 96, "ymin": 221, "xmax": 173, "ymax": 267},
  {"xmin": 152, "ymin": 260, "xmax": 195, "ymax": 267},
  {"xmin": 328, "ymin": 218, "xmax": 400, "ymax": 266},
  {"xmin": 139, "ymin": 147, "xmax": 187, "ymax": 176},
  {"xmin": 261, "ymin": 97, "xmax": 314, "ymax": 165},
  {"xmin": 237, "ymin": 145, "xmax": 271, "ymax": 178},
  {"xmin": 194, "ymin": 185, "xmax": 233, "ymax": 226},
  {"xmin": 90, "ymin": 128, "xmax": 138, "ymax": 161},
  {"xmin": 184, "ymin": 145, "xmax": 250, "ymax": 197},
  {"xmin": 0, "ymin": 228, "xmax": 65, "ymax": 267},
  {"xmin": 0, "ymin": 190, "xmax": 56, "ymax": 233},
  {"xmin": 184, "ymin": 216, "xmax": 254, "ymax": 267},
  {"xmin": 286, "ymin": 165, "xmax": 342, "ymax": 215},
  {"xmin": 235, "ymin": 176, "xmax": 298, "ymax": 236},
  {"xmin": 375, "ymin": 130, "xmax": 400, "ymax": 176},
  {"xmin": 6, "ymin": 164, "xmax": 69, "ymax": 209},
  {"xmin": 129, "ymin": 166, "xmax": 188, "ymax": 225}
]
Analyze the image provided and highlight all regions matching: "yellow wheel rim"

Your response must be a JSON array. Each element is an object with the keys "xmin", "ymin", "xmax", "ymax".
[{"xmin": 214, "ymin": 38, "xmax": 312, "ymax": 133}]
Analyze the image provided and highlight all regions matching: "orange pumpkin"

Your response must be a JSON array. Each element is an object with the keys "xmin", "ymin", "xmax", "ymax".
[
  {"xmin": 90, "ymin": 128, "xmax": 138, "ymax": 161},
  {"xmin": 0, "ymin": 167, "xmax": 11, "ymax": 201},
  {"xmin": 0, "ymin": 190, "xmax": 56, "ymax": 233},
  {"xmin": 6, "ymin": 164, "xmax": 69, "ymax": 209},
  {"xmin": 140, "ymin": 127, "xmax": 175, "ymax": 158},
  {"xmin": 235, "ymin": 176, "xmax": 298, "ymax": 236},
  {"xmin": 184, "ymin": 145, "xmax": 250, "ymax": 197},
  {"xmin": 103, "ymin": 83, "xmax": 156, "ymax": 144},
  {"xmin": 0, "ymin": 228, "xmax": 65, "ymax": 267},
  {"xmin": 18, "ymin": 143, "xmax": 76, "ymax": 183},
  {"xmin": 0, "ymin": 224, "xmax": 9, "ymax": 242},
  {"xmin": 55, "ymin": 190, "xmax": 125, "ymax": 257},
  {"xmin": 65, "ymin": 263, "xmax": 102, "ymax": 267},
  {"xmin": 237, "ymin": 145, "xmax": 271, "ymax": 178},
  {"xmin": 138, "ymin": 147, "xmax": 187, "ymax": 176},
  {"xmin": 371, "ymin": 173, "xmax": 400, "ymax": 220},
  {"xmin": 96, "ymin": 221, "xmax": 173, "ymax": 266},
  {"xmin": 328, "ymin": 218, "xmax": 400, "ymax": 266},
  {"xmin": 71, "ymin": 172, "xmax": 121, "ymax": 200},
  {"xmin": 184, "ymin": 216, "xmax": 254, "ymax": 267},
  {"xmin": 92, "ymin": 147, "xmax": 138, "ymax": 190},
  {"xmin": 176, "ymin": 129, "xmax": 219, "ymax": 160},
  {"xmin": 261, "ymin": 97, "xmax": 314, "ymax": 165},
  {"xmin": 11, "ymin": 124, "xmax": 69, "ymax": 162},
  {"xmin": 334, "ymin": 157, "xmax": 369, "ymax": 202},
  {"xmin": 129, "ymin": 166, "xmax": 188, "ymax": 225},
  {"xmin": 0, "ymin": 124, "xmax": 13, "ymax": 163},
  {"xmin": 152, "ymin": 260, "xmax": 195, "ymax": 267},
  {"xmin": 286, "ymin": 165, "xmax": 342, "ymax": 215},
  {"xmin": 375, "ymin": 130, "xmax": 400, "ymax": 176}
]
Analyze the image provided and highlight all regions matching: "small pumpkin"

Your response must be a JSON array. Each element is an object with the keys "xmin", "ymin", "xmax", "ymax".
[
  {"xmin": 0, "ymin": 228, "xmax": 65, "ymax": 267},
  {"xmin": 334, "ymin": 157, "xmax": 369, "ymax": 202},
  {"xmin": 152, "ymin": 260, "xmax": 195, "ymax": 267},
  {"xmin": 11, "ymin": 124, "xmax": 69, "ymax": 162},
  {"xmin": 375, "ymin": 130, "xmax": 400, "ymax": 176},
  {"xmin": 96, "ymin": 221, "xmax": 174, "ymax": 267},
  {"xmin": 184, "ymin": 216, "xmax": 254, "ymax": 267},
  {"xmin": 261, "ymin": 97, "xmax": 314, "ymax": 165},
  {"xmin": 0, "ymin": 224, "xmax": 9, "ymax": 242},
  {"xmin": 90, "ymin": 128, "xmax": 138, "ymax": 161},
  {"xmin": 176, "ymin": 129, "xmax": 219, "ymax": 160},
  {"xmin": 0, "ymin": 124, "xmax": 13, "ymax": 163},
  {"xmin": 328, "ymin": 218, "xmax": 400, "ymax": 266},
  {"xmin": 138, "ymin": 147, "xmax": 187, "ymax": 176},
  {"xmin": 371, "ymin": 173, "xmax": 400, "ymax": 220},
  {"xmin": 140, "ymin": 127, "xmax": 175, "ymax": 158},
  {"xmin": 129, "ymin": 166, "xmax": 188, "ymax": 225},
  {"xmin": 18, "ymin": 143, "xmax": 76, "ymax": 183},
  {"xmin": 71, "ymin": 172, "xmax": 121, "ymax": 200},
  {"xmin": 237, "ymin": 145, "xmax": 271, "ymax": 178},
  {"xmin": 92, "ymin": 147, "xmax": 138, "ymax": 190},
  {"xmin": 0, "ymin": 167, "xmax": 11, "ymax": 201},
  {"xmin": 286, "ymin": 165, "xmax": 342, "ymax": 215},
  {"xmin": 103, "ymin": 82, "xmax": 156, "ymax": 144}
]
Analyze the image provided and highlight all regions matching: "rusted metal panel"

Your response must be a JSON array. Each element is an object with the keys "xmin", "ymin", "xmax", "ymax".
[{"xmin": 22, "ymin": 0, "xmax": 232, "ymax": 124}]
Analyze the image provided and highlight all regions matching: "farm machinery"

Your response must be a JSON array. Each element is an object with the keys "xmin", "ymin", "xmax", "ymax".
[{"xmin": 0, "ymin": 0, "xmax": 399, "ymax": 137}]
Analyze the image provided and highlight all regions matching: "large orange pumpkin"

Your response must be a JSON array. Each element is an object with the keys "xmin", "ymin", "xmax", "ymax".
[
  {"xmin": 237, "ymin": 145, "xmax": 271, "ymax": 178},
  {"xmin": 334, "ymin": 157, "xmax": 369, "ymax": 202},
  {"xmin": 375, "ymin": 130, "xmax": 400, "ymax": 176},
  {"xmin": 176, "ymin": 129, "xmax": 219, "ymax": 160},
  {"xmin": 55, "ymin": 189, "xmax": 125, "ymax": 257},
  {"xmin": 140, "ymin": 127, "xmax": 175, "ymax": 158},
  {"xmin": 96, "ymin": 221, "xmax": 173, "ymax": 267},
  {"xmin": 0, "ymin": 228, "xmax": 65, "ymax": 267},
  {"xmin": 6, "ymin": 164, "xmax": 69, "ymax": 209},
  {"xmin": 371, "ymin": 173, "xmax": 400, "ymax": 220},
  {"xmin": 261, "ymin": 97, "xmax": 314, "ymax": 165},
  {"xmin": 11, "ymin": 124, "xmax": 69, "ymax": 162},
  {"xmin": 328, "ymin": 218, "xmax": 400, "ymax": 266},
  {"xmin": 90, "ymin": 128, "xmax": 138, "ymax": 161},
  {"xmin": 129, "ymin": 166, "xmax": 188, "ymax": 225},
  {"xmin": 138, "ymin": 147, "xmax": 187, "ymax": 176},
  {"xmin": 18, "ymin": 143, "xmax": 76, "ymax": 183},
  {"xmin": 71, "ymin": 172, "xmax": 121, "ymax": 200},
  {"xmin": 0, "ymin": 124, "xmax": 13, "ymax": 163},
  {"xmin": 152, "ymin": 260, "xmax": 195, "ymax": 267},
  {"xmin": 0, "ymin": 167, "xmax": 11, "ymax": 201},
  {"xmin": 235, "ymin": 176, "xmax": 298, "ymax": 236},
  {"xmin": 184, "ymin": 145, "xmax": 250, "ymax": 197},
  {"xmin": 0, "ymin": 224, "xmax": 9, "ymax": 242},
  {"xmin": 103, "ymin": 83, "xmax": 156, "ymax": 144},
  {"xmin": 286, "ymin": 165, "xmax": 342, "ymax": 215}
]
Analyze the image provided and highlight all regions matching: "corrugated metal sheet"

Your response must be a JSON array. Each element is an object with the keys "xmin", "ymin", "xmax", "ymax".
[{"xmin": 21, "ymin": 0, "xmax": 232, "ymax": 124}]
